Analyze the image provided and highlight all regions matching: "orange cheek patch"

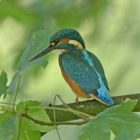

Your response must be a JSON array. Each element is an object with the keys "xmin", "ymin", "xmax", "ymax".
[
  {"xmin": 58, "ymin": 38, "xmax": 84, "ymax": 49},
  {"xmin": 58, "ymin": 38, "xmax": 70, "ymax": 45}
]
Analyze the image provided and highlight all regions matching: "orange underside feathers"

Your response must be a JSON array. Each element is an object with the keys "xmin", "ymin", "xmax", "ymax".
[
  {"xmin": 61, "ymin": 68, "xmax": 90, "ymax": 98},
  {"xmin": 60, "ymin": 67, "xmax": 109, "ymax": 105}
]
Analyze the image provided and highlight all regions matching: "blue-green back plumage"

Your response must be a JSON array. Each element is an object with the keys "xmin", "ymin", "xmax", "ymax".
[
  {"xmin": 85, "ymin": 51, "xmax": 109, "ymax": 89},
  {"xmin": 59, "ymin": 47, "xmax": 99, "ymax": 92}
]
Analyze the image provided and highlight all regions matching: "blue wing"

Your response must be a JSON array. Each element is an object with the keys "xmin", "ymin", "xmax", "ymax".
[
  {"xmin": 83, "ymin": 50, "xmax": 109, "ymax": 89},
  {"xmin": 59, "ymin": 50, "xmax": 100, "ymax": 93},
  {"xmin": 82, "ymin": 50, "xmax": 114, "ymax": 105}
]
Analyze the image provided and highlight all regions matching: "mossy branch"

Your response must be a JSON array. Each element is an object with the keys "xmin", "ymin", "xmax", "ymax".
[
  {"xmin": 46, "ymin": 93, "xmax": 140, "ymax": 122},
  {"xmin": 2, "ymin": 93, "xmax": 140, "ymax": 127}
]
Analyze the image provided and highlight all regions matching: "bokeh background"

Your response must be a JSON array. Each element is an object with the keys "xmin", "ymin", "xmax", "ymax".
[
  {"xmin": 0, "ymin": 0, "xmax": 140, "ymax": 139},
  {"xmin": 0, "ymin": 0, "xmax": 140, "ymax": 104}
]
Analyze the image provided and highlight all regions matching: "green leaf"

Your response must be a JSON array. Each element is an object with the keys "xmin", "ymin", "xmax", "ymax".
[
  {"xmin": 13, "ymin": 118, "xmax": 41, "ymax": 140},
  {"xmin": 0, "ymin": 71, "xmax": 8, "ymax": 97},
  {"xmin": 79, "ymin": 100, "xmax": 140, "ymax": 140},
  {"xmin": 0, "ymin": 112, "xmax": 39, "ymax": 140},
  {"xmin": 0, "ymin": 112, "xmax": 19, "ymax": 140},
  {"xmin": 16, "ymin": 101, "xmax": 49, "ymax": 120},
  {"xmin": 18, "ymin": 29, "xmax": 50, "ymax": 73},
  {"xmin": 16, "ymin": 100, "xmax": 53, "ymax": 132}
]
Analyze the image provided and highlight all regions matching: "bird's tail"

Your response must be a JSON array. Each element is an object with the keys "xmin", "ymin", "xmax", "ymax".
[{"xmin": 97, "ymin": 86, "xmax": 115, "ymax": 106}]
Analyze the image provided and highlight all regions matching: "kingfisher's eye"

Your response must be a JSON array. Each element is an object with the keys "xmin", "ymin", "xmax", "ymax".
[
  {"xmin": 50, "ymin": 40, "xmax": 58, "ymax": 47},
  {"xmin": 51, "ymin": 42, "xmax": 55, "ymax": 46}
]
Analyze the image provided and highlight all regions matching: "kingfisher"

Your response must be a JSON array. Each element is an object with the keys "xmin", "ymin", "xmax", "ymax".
[{"xmin": 30, "ymin": 28, "xmax": 115, "ymax": 106}]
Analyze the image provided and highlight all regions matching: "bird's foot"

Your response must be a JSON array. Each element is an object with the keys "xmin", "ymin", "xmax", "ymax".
[{"xmin": 75, "ymin": 97, "xmax": 79, "ymax": 104}]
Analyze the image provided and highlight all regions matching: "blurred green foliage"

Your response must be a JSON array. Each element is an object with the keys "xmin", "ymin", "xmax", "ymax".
[
  {"xmin": 0, "ymin": 71, "xmax": 8, "ymax": 97},
  {"xmin": 0, "ymin": 0, "xmax": 140, "ymax": 139},
  {"xmin": 0, "ymin": 0, "xmax": 140, "ymax": 103}
]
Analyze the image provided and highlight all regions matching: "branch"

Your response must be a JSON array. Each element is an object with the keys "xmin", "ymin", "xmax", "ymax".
[
  {"xmin": 22, "ymin": 113, "xmax": 91, "ymax": 126},
  {"xmin": 19, "ymin": 93, "xmax": 140, "ymax": 127},
  {"xmin": 46, "ymin": 93, "xmax": 140, "ymax": 121}
]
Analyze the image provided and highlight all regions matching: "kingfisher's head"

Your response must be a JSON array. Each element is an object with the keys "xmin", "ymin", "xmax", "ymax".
[
  {"xmin": 30, "ymin": 28, "xmax": 85, "ymax": 61},
  {"xmin": 50, "ymin": 28, "xmax": 85, "ymax": 49}
]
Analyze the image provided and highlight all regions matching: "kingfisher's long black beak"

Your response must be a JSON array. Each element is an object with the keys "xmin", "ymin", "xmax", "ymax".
[{"xmin": 30, "ymin": 45, "xmax": 54, "ymax": 62}]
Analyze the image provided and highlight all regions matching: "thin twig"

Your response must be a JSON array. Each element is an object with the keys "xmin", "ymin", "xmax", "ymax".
[
  {"xmin": 13, "ymin": 75, "xmax": 21, "ymax": 110},
  {"xmin": 53, "ymin": 95, "xmax": 92, "ymax": 120},
  {"xmin": 53, "ymin": 95, "xmax": 62, "ymax": 140},
  {"xmin": 46, "ymin": 106, "xmax": 93, "ymax": 118},
  {"xmin": 16, "ymin": 114, "xmax": 22, "ymax": 140},
  {"xmin": 22, "ymin": 113, "xmax": 91, "ymax": 126},
  {"xmin": 55, "ymin": 95, "xmax": 71, "ymax": 109}
]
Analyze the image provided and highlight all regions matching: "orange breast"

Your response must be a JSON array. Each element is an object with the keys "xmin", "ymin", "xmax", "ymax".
[{"xmin": 60, "ymin": 67, "xmax": 90, "ymax": 98}]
